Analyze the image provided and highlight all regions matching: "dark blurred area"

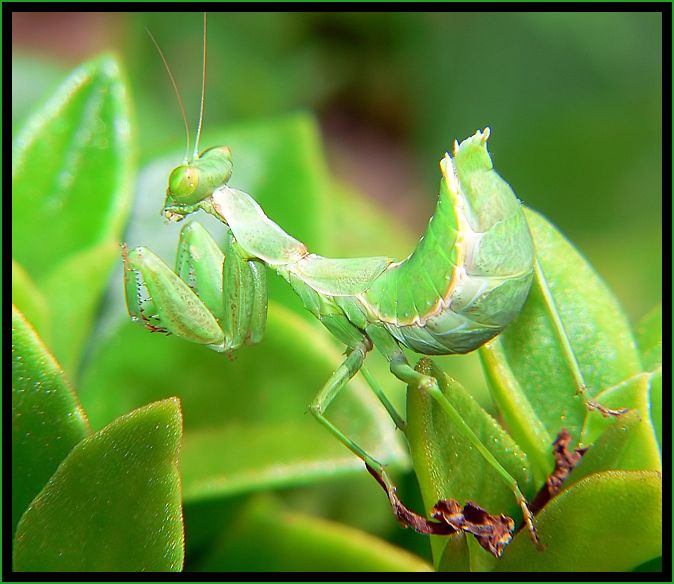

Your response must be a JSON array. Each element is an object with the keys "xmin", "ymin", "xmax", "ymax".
[{"xmin": 12, "ymin": 11, "xmax": 662, "ymax": 321}]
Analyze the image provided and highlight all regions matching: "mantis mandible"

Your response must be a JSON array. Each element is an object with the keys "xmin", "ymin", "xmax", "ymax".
[{"xmin": 123, "ymin": 15, "xmax": 539, "ymax": 555}]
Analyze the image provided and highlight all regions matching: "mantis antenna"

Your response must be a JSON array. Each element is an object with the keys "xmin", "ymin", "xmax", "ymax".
[
  {"xmin": 193, "ymin": 12, "xmax": 208, "ymax": 160},
  {"xmin": 145, "ymin": 26, "xmax": 192, "ymax": 164}
]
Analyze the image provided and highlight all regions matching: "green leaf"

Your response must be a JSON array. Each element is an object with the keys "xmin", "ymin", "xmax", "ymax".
[
  {"xmin": 12, "ymin": 259, "xmax": 50, "ymax": 343},
  {"xmin": 635, "ymin": 304, "xmax": 662, "ymax": 452},
  {"xmin": 78, "ymin": 302, "xmax": 408, "ymax": 502},
  {"xmin": 496, "ymin": 470, "xmax": 662, "ymax": 572},
  {"xmin": 566, "ymin": 409, "xmax": 651, "ymax": 488},
  {"xmin": 406, "ymin": 358, "xmax": 532, "ymax": 570},
  {"xmin": 13, "ymin": 399, "xmax": 184, "ymax": 572},
  {"xmin": 40, "ymin": 240, "xmax": 120, "ymax": 377},
  {"xmin": 195, "ymin": 495, "xmax": 433, "ymax": 571},
  {"xmin": 435, "ymin": 533, "xmax": 471, "ymax": 572},
  {"xmin": 211, "ymin": 114, "xmax": 331, "ymax": 252},
  {"xmin": 12, "ymin": 54, "xmax": 134, "ymax": 279},
  {"xmin": 12, "ymin": 305, "xmax": 91, "ymax": 537},
  {"xmin": 635, "ymin": 303, "xmax": 662, "ymax": 371},
  {"xmin": 12, "ymin": 55, "xmax": 135, "ymax": 379},
  {"xmin": 480, "ymin": 208, "xmax": 642, "ymax": 481}
]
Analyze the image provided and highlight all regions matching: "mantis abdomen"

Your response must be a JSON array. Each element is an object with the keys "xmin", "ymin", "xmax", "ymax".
[{"xmin": 361, "ymin": 129, "xmax": 534, "ymax": 354}]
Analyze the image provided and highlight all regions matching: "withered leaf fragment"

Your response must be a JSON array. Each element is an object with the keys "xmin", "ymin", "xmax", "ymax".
[
  {"xmin": 530, "ymin": 428, "xmax": 588, "ymax": 514},
  {"xmin": 432, "ymin": 499, "xmax": 515, "ymax": 558},
  {"xmin": 366, "ymin": 464, "xmax": 515, "ymax": 558}
]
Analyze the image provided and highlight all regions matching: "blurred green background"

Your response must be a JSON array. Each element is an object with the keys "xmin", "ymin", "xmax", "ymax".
[{"xmin": 13, "ymin": 11, "xmax": 662, "ymax": 323}]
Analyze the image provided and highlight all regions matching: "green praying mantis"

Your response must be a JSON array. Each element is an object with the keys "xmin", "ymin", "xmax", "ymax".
[{"xmin": 123, "ymin": 16, "xmax": 543, "ymax": 557}]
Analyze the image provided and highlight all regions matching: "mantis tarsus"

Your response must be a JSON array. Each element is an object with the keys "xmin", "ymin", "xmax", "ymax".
[{"xmin": 124, "ymin": 16, "xmax": 541, "ymax": 557}]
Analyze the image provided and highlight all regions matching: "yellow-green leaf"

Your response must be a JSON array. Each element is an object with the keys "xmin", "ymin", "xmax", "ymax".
[
  {"xmin": 496, "ymin": 471, "xmax": 661, "ymax": 572},
  {"xmin": 196, "ymin": 495, "xmax": 433, "ymax": 572},
  {"xmin": 12, "ymin": 259, "xmax": 50, "ymax": 343},
  {"xmin": 12, "ymin": 55, "xmax": 134, "ymax": 278},
  {"xmin": 406, "ymin": 358, "xmax": 531, "ymax": 570},
  {"xmin": 40, "ymin": 240, "xmax": 120, "ymax": 377},
  {"xmin": 12, "ymin": 305, "xmax": 91, "ymax": 537},
  {"xmin": 13, "ymin": 399, "xmax": 184, "ymax": 572}
]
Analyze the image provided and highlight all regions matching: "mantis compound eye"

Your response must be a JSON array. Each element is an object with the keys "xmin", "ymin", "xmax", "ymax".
[
  {"xmin": 165, "ymin": 146, "xmax": 233, "ymax": 210},
  {"xmin": 167, "ymin": 165, "xmax": 201, "ymax": 205}
]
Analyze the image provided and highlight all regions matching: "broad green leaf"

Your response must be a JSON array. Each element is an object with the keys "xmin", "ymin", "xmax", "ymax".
[
  {"xmin": 196, "ymin": 495, "xmax": 433, "ymax": 571},
  {"xmin": 12, "ymin": 306, "xmax": 91, "ymax": 537},
  {"xmin": 183, "ymin": 469, "xmax": 416, "ymax": 565},
  {"xmin": 481, "ymin": 208, "xmax": 642, "ymax": 481},
  {"xmin": 12, "ymin": 55, "xmax": 134, "ymax": 278},
  {"xmin": 12, "ymin": 259, "xmax": 50, "ymax": 342},
  {"xmin": 406, "ymin": 358, "xmax": 532, "ymax": 570},
  {"xmin": 435, "ymin": 533, "xmax": 471, "ymax": 572},
  {"xmin": 479, "ymin": 343, "xmax": 552, "ymax": 485},
  {"xmin": 496, "ymin": 470, "xmax": 662, "ymax": 571},
  {"xmin": 40, "ymin": 240, "xmax": 120, "ymax": 377},
  {"xmin": 635, "ymin": 303, "xmax": 662, "ymax": 371},
  {"xmin": 13, "ymin": 399, "xmax": 184, "ymax": 572},
  {"xmin": 566, "ymin": 410, "xmax": 649, "ymax": 488},
  {"xmin": 211, "ymin": 114, "xmax": 331, "ymax": 252},
  {"xmin": 78, "ymin": 302, "xmax": 408, "ymax": 502},
  {"xmin": 12, "ymin": 55, "xmax": 135, "ymax": 381}
]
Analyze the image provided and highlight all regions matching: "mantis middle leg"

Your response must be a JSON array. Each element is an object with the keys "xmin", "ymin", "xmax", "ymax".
[{"xmin": 308, "ymin": 337, "xmax": 393, "ymax": 475}]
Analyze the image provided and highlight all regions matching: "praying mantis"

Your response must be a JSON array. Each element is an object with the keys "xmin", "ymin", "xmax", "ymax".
[{"xmin": 123, "ymin": 15, "xmax": 540, "ymax": 557}]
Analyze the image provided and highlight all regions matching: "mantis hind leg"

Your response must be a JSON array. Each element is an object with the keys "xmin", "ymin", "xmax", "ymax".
[
  {"xmin": 386, "ymin": 348, "xmax": 541, "ymax": 548},
  {"xmin": 359, "ymin": 365, "xmax": 406, "ymax": 432}
]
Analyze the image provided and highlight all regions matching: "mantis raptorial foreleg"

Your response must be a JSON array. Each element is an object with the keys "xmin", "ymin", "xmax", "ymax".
[
  {"xmin": 123, "ymin": 243, "xmax": 223, "ymax": 344},
  {"xmin": 124, "ymin": 221, "xmax": 267, "ymax": 353}
]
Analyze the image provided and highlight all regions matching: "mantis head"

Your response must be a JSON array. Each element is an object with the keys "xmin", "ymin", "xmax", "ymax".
[{"xmin": 163, "ymin": 145, "xmax": 233, "ymax": 221}]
